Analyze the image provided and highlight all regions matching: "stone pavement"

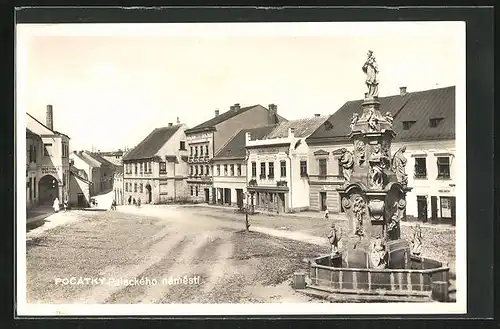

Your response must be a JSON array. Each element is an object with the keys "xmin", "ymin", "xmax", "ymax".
[{"xmin": 26, "ymin": 205, "xmax": 55, "ymax": 225}]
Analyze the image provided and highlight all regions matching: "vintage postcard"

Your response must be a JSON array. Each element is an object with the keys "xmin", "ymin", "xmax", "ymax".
[{"xmin": 16, "ymin": 21, "xmax": 466, "ymax": 316}]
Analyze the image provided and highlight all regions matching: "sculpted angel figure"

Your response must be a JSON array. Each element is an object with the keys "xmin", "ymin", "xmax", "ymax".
[
  {"xmin": 392, "ymin": 145, "xmax": 408, "ymax": 185},
  {"xmin": 362, "ymin": 50, "xmax": 379, "ymax": 98},
  {"xmin": 369, "ymin": 144, "xmax": 385, "ymax": 189},
  {"xmin": 350, "ymin": 113, "xmax": 359, "ymax": 131},
  {"xmin": 385, "ymin": 112, "xmax": 394, "ymax": 125},
  {"xmin": 334, "ymin": 148, "xmax": 354, "ymax": 182},
  {"xmin": 410, "ymin": 224, "xmax": 423, "ymax": 256}
]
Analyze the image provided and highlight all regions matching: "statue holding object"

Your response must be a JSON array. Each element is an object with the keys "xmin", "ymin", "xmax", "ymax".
[
  {"xmin": 392, "ymin": 145, "xmax": 408, "ymax": 186},
  {"xmin": 410, "ymin": 224, "xmax": 423, "ymax": 256},
  {"xmin": 327, "ymin": 222, "xmax": 343, "ymax": 256},
  {"xmin": 362, "ymin": 50, "xmax": 379, "ymax": 98},
  {"xmin": 333, "ymin": 148, "xmax": 355, "ymax": 182}
]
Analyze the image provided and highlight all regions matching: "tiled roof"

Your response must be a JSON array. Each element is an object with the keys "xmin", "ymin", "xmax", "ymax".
[
  {"xmin": 185, "ymin": 105, "xmax": 286, "ymax": 134},
  {"xmin": 265, "ymin": 115, "xmax": 329, "ymax": 139},
  {"xmin": 122, "ymin": 125, "xmax": 181, "ymax": 161},
  {"xmin": 306, "ymin": 86, "xmax": 455, "ymax": 143},
  {"xmin": 88, "ymin": 152, "xmax": 118, "ymax": 168},
  {"xmin": 26, "ymin": 128, "xmax": 42, "ymax": 140},
  {"xmin": 213, "ymin": 125, "xmax": 276, "ymax": 160},
  {"xmin": 26, "ymin": 113, "xmax": 70, "ymax": 139},
  {"xmin": 72, "ymin": 151, "xmax": 102, "ymax": 167}
]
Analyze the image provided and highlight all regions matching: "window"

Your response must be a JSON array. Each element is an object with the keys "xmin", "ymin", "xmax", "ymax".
[
  {"xmin": 33, "ymin": 178, "xmax": 36, "ymax": 198},
  {"xmin": 268, "ymin": 162, "xmax": 274, "ymax": 178},
  {"xmin": 440, "ymin": 197, "xmax": 453, "ymax": 218},
  {"xmin": 200, "ymin": 146, "xmax": 204, "ymax": 156},
  {"xmin": 195, "ymin": 166, "xmax": 198, "ymax": 176},
  {"xmin": 180, "ymin": 141, "xmax": 186, "ymax": 150},
  {"xmin": 195, "ymin": 186, "xmax": 199, "ymax": 196},
  {"xmin": 140, "ymin": 183, "xmax": 143, "ymax": 193},
  {"xmin": 190, "ymin": 186, "xmax": 194, "ymax": 196},
  {"xmin": 280, "ymin": 161, "xmax": 286, "ymax": 177},
  {"xmin": 205, "ymin": 165, "xmax": 210, "ymax": 175},
  {"xmin": 160, "ymin": 162, "xmax": 167, "ymax": 173},
  {"xmin": 437, "ymin": 157, "xmax": 450, "ymax": 179},
  {"xmin": 28, "ymin": 178, "xmax": 32, "ymax": 200},
  {"xmin": 217, "ymin": 165, "xmax": 221, "ymax": 176},
  {"xmin": 414, "ymin": 157, "xmax": 427, "ymax": 178},
  {"xmin": 403, "ymin": 121, "xmax": 416, "ymax": 130},
  {"xmin": 318, "ymin": 159, "xmax": 327, "ymax": 176},
  {"xmin": 205, "ymin": 145, "xmax": 209, "ymax": 157},
  {"xmin": 300, "ymin": 160, "xmax": 308, "ymax": 177},
  {"xmin": 260, "ymin": 162, "xmax": 266, "ymax": 178},
  {"xmin": 429, "ymin": 118, "xmax": 443, "ymax": 128},
  {"xmin": 150, "ymin": 161, "xmax": 153, "ymax": 173},
  {"xmin": 134, "ymin": 164, "xmax": 138, "ymax": 174},
  {"xmin": 195, "ymin": 146, "xmax": 198, "ymax": 157},
  {"xmin": 230, "ymin": 164, "xmax": 234, "ymax": 176},
  {"xmin": 134, "ymin": 183, "xmax": 137, "ymax": 192},
  {"xmin": 62, "ymin": 173, "xmax": 66, "ymax": 186},
  {"xmin": 251, "ymin": 162, "xmax": 257, "ymax": 177},
  {"xmin": 224, "ymin": 165, "xmax": 228, "ymax": 175},
  {"xmin": 237, "ymin": 164, "xmax": 242, "ymax": 176},
  {"xmin": 189, "ymin": 166, "xmax": 193, "ymax": 176},
  {"xmin": 125, "ymin": 183, "xmax": 128, "ymax": 192},
  {"xmin": 190, "ymin": 146, "xmax": 193, "ymax": 156},
  {"xmin": 43, "ymin": 143, "xmax": 52, "ymax": 157},
  {"xmin": 140, "ymin": 163, "xmax": 143, "ymax": 174}
]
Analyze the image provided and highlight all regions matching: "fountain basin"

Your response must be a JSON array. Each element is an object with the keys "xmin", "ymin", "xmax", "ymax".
[{"xmin": 307, "ymin": 253, "xmax": 450, "ymax": 300}]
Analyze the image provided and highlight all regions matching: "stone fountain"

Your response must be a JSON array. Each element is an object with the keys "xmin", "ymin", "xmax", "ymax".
[{"xmin": 294, "ymin": 51, "xmax": 450, "ymax": 302}]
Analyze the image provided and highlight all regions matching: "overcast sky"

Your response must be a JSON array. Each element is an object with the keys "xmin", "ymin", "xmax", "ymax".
[{"xmin": 17, "ymin": 22, "xmax": 464, "ymax": 152}]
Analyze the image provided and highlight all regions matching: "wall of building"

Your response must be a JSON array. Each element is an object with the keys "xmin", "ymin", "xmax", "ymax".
[
  {"xmin": 212, "ymin": 159, "xmax": 247, "ymax": 205},
  {"xmin": 26, "ymin": 135, "xmax": 43, "ymax": 209},
  {"xmin": 213, "ymin": 105, "xmax": 276, "ymax": 154},
  {"xmin": 289, "ymin": 139, "xmax": 311, "ymax": 210},
  {"xmin": 39, "ymin": 135, "xmax": 71, "ymax": 204},
  {"xmin": 186, "ymin": 130, "xmax": 215, "ymax": 203},
  {"xmin": 113, "ymin": 173, "xmax": 124, "ymax": 204},
  {"xmin": 68, "ymin": 173, "xmax": 91, "ymax": 207}
]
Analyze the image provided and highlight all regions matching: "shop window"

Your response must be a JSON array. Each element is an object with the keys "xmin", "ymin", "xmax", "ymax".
[{"xmin": 440, "ymin": 197, "xmax": 453, "ymax": 218}]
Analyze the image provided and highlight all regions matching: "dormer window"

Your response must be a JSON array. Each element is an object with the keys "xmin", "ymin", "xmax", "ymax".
[
  {"xmin": 324, "ymin": 121, "xmax": 333, "ymax": 131},
  {"xmin": 429, "ymin": 118, "xmax": 444, "ymax": 128},
  {"xmin": 402, "ymin": 121, "xmax": 416, "ymax": 130}
]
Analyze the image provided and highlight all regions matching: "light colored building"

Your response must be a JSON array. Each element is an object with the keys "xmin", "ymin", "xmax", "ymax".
[
  {"xmin": 69, "ymin": 151, "xmax": 116, "ymax": 196},
  {"xmin": 245, "ymin": 115, "xmax": 328, "ymax": 213},
  {"xmin": 113, "ymin": 167, "xmax": 124, "ymax": 205},
  {"xmin": 68, "ymin": 165, "xmax": 92, "ymax": 207},
  {"xmin": 305, "ymin": 86, "xmax": 456, "ymax": 223},
  {"xmin": 26, "ymin": 128, "xmax": 43, "ymax": 210},
  {"xmin": 185, "ymin": 103, "xmax": 287, "ymax": 203},
  {"xmin": 26, "ymin": 105, "xmax": 71, "ymax": 207},
  {"xmin": 122, "ymin": 122, "xmax": 189, "ymax": 204},
  {"xmin": 212, "ymin": 125, "xmax": 276, "ymax": 209}
]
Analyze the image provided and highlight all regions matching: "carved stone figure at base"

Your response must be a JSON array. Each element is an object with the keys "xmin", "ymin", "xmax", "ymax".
[
  {"xmin": 392, "ymin": 145, "xmax": 408, "ymax": 186},
  {"xmin": 385, "ymin": 112, "xmax": 394, "ymax": 125},
  {"xmin": 327, "ymin": 223, "xmax": 343, "ymax": 255},
  {"xmin": 369, "ymin": 235, "xmax": 387, "ymax": 269},
  {"xmin": 410, "ymin": 224, "xmax": 423, "ymax": 255}
]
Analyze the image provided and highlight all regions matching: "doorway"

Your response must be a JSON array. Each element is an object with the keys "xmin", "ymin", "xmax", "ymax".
[
  {"xmin": 38, "ymin": 175, "xmax": 59, "ymax": 205},
  {"xmin": 320, "ymin": 192, "xmax": 327, "ymax": 211},
  {"xmin": 450, "ymin": 196, "xmax": 456, "ymax": 226},
  {"xmin": 430, "ymin": 196, "xmax": 438, "ymax": 222},
  {"xmin": 278, "ymin": 193, "xmax": 285, "ymax": 213},
  {"xmin": 204, "ymin": 188, "xmax": 210, "ymax": 203},
  {"xmin": 417, "ymin": 196, "xmax": 428, "ymax": 222},
  {"xmin": 77, "ymin": 193, "xmax": 85, "ymax": 207},
  {"xmin": 224, "ymin": 188, "xmax": 231, "ymax": 205},
  {"xmin": 211, "ymin": 188, "xmax": 216, "ymax": 204},
  {"xmin": 236, "ymin": 189, "xmax": 244, "ymax": 209},
  {"xmin": 146, "ymin": 184, "xmax": 152, "ymax": 203}
]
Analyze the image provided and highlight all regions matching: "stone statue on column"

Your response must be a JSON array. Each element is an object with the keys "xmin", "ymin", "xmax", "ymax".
[{"xmin": 362, "ymin": 50, "xmax": 379, "ymax": 98}]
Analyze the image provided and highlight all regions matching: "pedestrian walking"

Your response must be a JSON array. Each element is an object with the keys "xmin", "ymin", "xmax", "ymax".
[
  {"xmin": 53, "ymin": 197, "xmax": 60, "ymax": 213},
  {"xmin": 137, "ymin": 198, "xmax": 141, "ymax": 208},
  {"xmin": 133, "ymin": 198, "xmax": 136, "ymax": 206},
  {"xmin": 325, "ymin": 208, "xmax": 329, "ymax": 220},
  {"xmin": 128, "ymin": 196, "xmax": 132, "ymax": 205},
  {"xmin": 111, "ymin": 199, "xmax": 117, "ymax": 210},
  {"xmin": 63, "ymin": 200, "xmax": 68, "ymax": 212}
]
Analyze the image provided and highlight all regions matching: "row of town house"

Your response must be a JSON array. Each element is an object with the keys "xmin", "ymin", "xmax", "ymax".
[
  {"xmin": 119, "ymin": 86, "xmax": 456, "ymax": 223},
  {"xmin": 26, "ymin": 105, "xmax": 119, "ymax": 210}
]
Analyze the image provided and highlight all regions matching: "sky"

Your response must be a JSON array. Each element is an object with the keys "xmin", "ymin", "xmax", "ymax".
[{"xmin": 17, "ymin": 22, "xmax": 465, "ymax": 152}]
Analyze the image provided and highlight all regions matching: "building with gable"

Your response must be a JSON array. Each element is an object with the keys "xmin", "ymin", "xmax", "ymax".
[
  {"xmin": 122, "ymin": 121, "xmax": 189, "ymax": 204},
  {"xmin": 185, "ymin": 103, "xmax": 287, "ymax": 203},
  {"xmin": 68, "ymin": 165, "xmax": 93, "ymax": 207},
  {"xmin": 26, "ymin": 105, "xmax": 71, "ymax": 207},
  {"xmin": 245, "ymin": 114, "xmax": 328, "ymax": 213},
  {"xmin": 306, "ymin": 86, "xmax": 456, "ymax": 223},
  {"xmin": 211, "ymin": 125, "xmax": 276, "ymax": 209},
  {"xmin": 95, "ymin": 150, "xmax": 125, "ymax": 167}
]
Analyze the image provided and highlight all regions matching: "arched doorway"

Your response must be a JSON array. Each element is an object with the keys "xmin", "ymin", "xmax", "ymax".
[
  {"xmin": 146, "ymin": 184, "xmax": 152, "ymax": 204},
  {"xmin": 38, "ymin": 175, "xmax": 59, "ymax": 205}
]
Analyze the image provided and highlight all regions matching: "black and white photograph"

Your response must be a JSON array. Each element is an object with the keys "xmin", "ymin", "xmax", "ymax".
[{"xmin": 16, "ymin": 20, "xmax": 466, "ymax": 316}]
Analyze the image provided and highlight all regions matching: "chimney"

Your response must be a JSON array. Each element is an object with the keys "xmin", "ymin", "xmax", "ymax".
[
  {"xmin": 233, "ymin": 103, "xmax": 240, "ymax": 112},
  {"xmin": 268, "ymin": 104, "xmax": 278, "ymax": 125},
  {"xmin": 46, "ymin": 105, "xmax": 53, "ymax": 130},
  {"xmin": 314, "ymin": 113, "xmax": 321, "ymax": 117},
  {"xmin": 400, "ymin": 86, "xmax": 407, "ymax": 96},
  {"xmin": 214, "ymin": 109, "xmax": 220, "ymax": 117},
  {"xmin": 176, "ymin": 117, "xmax": 180, "ymax": 124},
  {"xmin": 168, "ymin": 122, "xmax": 173, "ymax": 127}
]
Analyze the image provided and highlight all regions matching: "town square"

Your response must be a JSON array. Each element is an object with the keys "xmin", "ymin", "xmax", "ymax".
[{"xmin": 20, "ymin": 22, "xmax": 463, "ymax": 308}]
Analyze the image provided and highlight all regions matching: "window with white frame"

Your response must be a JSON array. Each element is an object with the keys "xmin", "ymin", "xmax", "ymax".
[{"xmin": 437, "ymin": 156, "xmax": 450, "ymax": 179}]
